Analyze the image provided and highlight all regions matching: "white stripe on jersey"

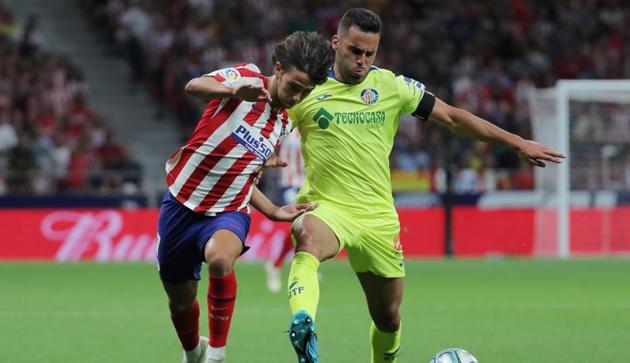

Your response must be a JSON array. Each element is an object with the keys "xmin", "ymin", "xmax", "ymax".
[
  {"xmin": 165, "ymin": 63, "xmax": 291, "ymax": 215},
  {"xmin": 185, "ymin": 110, "xmax": 271, "ymax": 211},
  {"xmin": 205, "ymin": 107, "xmax": 284, "ymax": 212},
  {"xmin": 168, "ymin": 101, "xmax": 255, "ymax": 197}
]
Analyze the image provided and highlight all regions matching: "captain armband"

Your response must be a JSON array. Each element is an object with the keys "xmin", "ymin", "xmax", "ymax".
[{"xmin": 412, "ymin": 92, "xmax": 436, "ymax": 121}]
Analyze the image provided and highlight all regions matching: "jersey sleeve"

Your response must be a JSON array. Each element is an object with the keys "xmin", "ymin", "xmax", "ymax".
[
  {"xmin": 204, "ymin": 63, "xmax": 263, "ymax": 89},
  {"xmin": 394, "ymin": 74, "xmax": 428, "ymax": 114},
  {"xmin": 287, "ymin": 104, "xmax": 304, "ymax": 130}
]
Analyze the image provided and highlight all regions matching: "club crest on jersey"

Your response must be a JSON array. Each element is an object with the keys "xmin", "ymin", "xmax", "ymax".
[
  {"xmin": 360, "ymin": 88, "xmax": 379, "ymax": 104},
  {"xmin": 220, "ymin": 68, "xmax": 241, "ymax": 82},
  {"xmin": 232, "ymin": 125, "xmax": 272, "ymax": 161}
]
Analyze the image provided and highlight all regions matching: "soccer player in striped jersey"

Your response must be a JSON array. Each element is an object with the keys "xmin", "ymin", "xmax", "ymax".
[
  {"xmin": 284, "ymin": 9, "xmax": 565, "ymax": 363},
  {"xmin": 156, "ymin": 31, "xmax": 332, "ymax": 363}
]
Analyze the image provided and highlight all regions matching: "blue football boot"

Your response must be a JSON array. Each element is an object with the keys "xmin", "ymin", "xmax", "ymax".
[{"xmin": 288, "ymin": 310, "xmax": 319, "ymax": 363}]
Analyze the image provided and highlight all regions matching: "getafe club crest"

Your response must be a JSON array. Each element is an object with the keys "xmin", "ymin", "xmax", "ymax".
[{"xmin": 360, "ymin": 88, "xmax": 379, "ymax": 105}]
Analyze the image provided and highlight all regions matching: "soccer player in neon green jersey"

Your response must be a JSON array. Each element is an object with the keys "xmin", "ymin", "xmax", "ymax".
[{"xmin": 284, "ymin": 8, "xmax": 565, "ymax": 363}]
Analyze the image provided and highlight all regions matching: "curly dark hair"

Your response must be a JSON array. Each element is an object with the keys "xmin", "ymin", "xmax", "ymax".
[{"xmin": 272, "ymin": 31, "xmax": 333, "ymax": 85}]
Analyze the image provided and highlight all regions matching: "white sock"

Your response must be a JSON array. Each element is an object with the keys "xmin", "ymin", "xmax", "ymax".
[
  {"xmin": 208, "ymin": 346, "xmax": 225, "ymax": 359},
  {"xmin": 184, "ymin": 341, "xmax": 202, "ymax": 361}
]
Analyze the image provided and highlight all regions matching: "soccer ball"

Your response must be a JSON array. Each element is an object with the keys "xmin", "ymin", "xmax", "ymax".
[{"xmin": 429, "ymin": 348, "xmax": 478, "ymax": 363}]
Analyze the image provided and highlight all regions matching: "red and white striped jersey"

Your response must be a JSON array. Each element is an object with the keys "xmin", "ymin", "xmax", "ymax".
[
  {"xmin": 165, "ymin": 63, "xmax": 292, "ymax": 215},
  {"xmin": 278, "ymin": 130, "xmax": 304, "ymax": 189}
]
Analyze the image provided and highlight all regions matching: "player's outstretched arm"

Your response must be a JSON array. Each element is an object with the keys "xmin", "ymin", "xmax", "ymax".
[
  {"xmin": 184, "ymin": 76, "xmax": 272, "ymax": 102},
  {"xmin": 249, "ymin": 186, "xmax": 317, "ymax": 222},
  {"xmin": 428, "ymin": 98, "xmax": 566, "ymax": 167}
]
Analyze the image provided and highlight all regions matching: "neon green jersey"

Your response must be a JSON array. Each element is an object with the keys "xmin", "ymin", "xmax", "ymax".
[{"xmin": 288, "ymin": 66, "xmax": 429, "ymax": 218}]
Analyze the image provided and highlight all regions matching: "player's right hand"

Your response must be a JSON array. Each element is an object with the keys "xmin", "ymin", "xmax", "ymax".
[
  {"xmin": 270, "ymin": 203, "xmax": 319, "ymax": 222},
  {"xmin": 233, "ymin": 84, "xmax": 272, "ymax": 102},
  {"xmin": 252, "ymin": 155, "xmax": 288, "ymax": 184}
]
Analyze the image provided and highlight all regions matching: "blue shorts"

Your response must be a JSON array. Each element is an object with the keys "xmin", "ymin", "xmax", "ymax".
[{"xmin": 157, "ymin": 192, "xmax": 251, "ymax": 284}]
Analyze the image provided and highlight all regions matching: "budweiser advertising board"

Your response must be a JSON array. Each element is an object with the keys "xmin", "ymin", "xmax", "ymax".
[{"xmin": 1, "ymin": 207, "xmax": 628, "ymax": 261}]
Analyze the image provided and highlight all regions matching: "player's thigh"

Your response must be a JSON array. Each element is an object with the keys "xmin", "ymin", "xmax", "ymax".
[
  {"xmin": 292, "ymin": 213, "xmax": 340, "ymax": 261},
  {"xmin": 346, "ymin": 224, "xmax": 405, "ymax": 279},
  {"xmin": 157, "ymin": 193, "xmax": 207, "ymax": 284},
  {"xmin": 356, "ymin": 272, "xmax": 403, "ymax": 331},
  {"xmin": 162, "ymin": 280, "xmax": 198, "ymax": 312},
  {"xmin": 204, "ymin": 229, "xmax": 245, "ymax": 271},
  {"xmin": 201, "ymin": 210, "xmax": 251, "ymax": 273}
]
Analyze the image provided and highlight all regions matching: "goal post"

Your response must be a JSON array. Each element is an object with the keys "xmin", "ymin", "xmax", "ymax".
[{"xmin": 529, "ymin": 80, "xmax": 630, "ymax": 258}]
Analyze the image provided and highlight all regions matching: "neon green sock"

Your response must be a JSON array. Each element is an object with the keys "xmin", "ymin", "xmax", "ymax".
[
  {"xmin": 287, "ymin": 251, "xmax": 320, "ymax": 318},
  {"xmin": 370, "ymin": 322, "xmax": 401, "ymax": 363}
]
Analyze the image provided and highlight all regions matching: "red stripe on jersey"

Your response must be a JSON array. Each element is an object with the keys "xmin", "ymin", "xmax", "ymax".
[
  {"xmin": 212, "ymin": 73, "xmax": 226, "ymax": 82},
  {"xmin": 190, "ymin": 98, "xmax": 240, "ymax": 148},
  {"xmin": 167, "ymin": 99, "xmax": 240, "ymax": 187},
  {"xmin": 243, "ymin": 102, "xmax": 265, "ymax": 125},
  {"xmin": 175, "ymin": 137, "xmax": 238, "ymax": 202},
  {"xmin": 281, "ymin": 110, "xmax": 289, "ymax": 127},
  {"xmin": 224, "ymin": 173, "xmax": 257, "ymax": 211},
  {"xmin": 236, "ymin": 68, "xmax": 262, "ymax": 79},
  {"xmin": 174, "ymin": 103, "xmax": 264, "ymax": 202},
  {"xmin": 193, "ymin": 157, "xmax": 257, "ymax": 212},
  {"xmin": 166, "ymin": 148, "xmax": 192, "ymax": 187},
  {"xmin": 260, "ymin": 111, "xmax": 278, "ymax": 138}
]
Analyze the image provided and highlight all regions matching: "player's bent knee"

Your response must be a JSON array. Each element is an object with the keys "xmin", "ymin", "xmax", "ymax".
[
  {"xmin": 373, "ymin": 307, "xmax": 401, "ymax": 332},
  {"xmin": 168, "ymin": 297, "xmax": 197, "ymax": 314},
  {"xmin": 294, "ymin": 230, "xmax": 320, "ymax": 254},
  {"xmin": 206, "ymin": 255, "xmax": 235, "ymax": 276}
]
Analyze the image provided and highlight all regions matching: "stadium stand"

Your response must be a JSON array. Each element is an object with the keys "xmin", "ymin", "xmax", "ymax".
[
  {"xmin": 79, "ymin": 0, "xmax": 630, "ymax": 196},
  {"xmin": 0, "ymin": 1, "xmax": 142, "ymax": 195}
]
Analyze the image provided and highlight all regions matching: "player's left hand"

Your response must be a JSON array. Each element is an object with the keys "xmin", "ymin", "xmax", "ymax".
[
  {"xmin": 515, "ymin": 140, "xmax": 566, "ymax": 167},
  {"xmin": 252, "ymin": 155, "xmax": 288, "ymax": 184},
  {"xmin": 270, "ymin": 203, "xmax": 318, "ymax": 222}
]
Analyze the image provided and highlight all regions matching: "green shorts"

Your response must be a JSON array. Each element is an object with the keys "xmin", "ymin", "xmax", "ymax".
[{"xmin": 294, "ymin": 202, "xmax": 405, "ymax": 278}]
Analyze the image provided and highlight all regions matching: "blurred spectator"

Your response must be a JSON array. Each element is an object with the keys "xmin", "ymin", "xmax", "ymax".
[
  {"xmin": 0, "ymin": 3, "xmax": 142, "ymax": 195},
  {"xmin": 0, "ymin": 1, "xmax": 15, "ymax": 35},
  {"xmin": 16, "ymin": 14, "xmax": 44, "ymax": 57},
  {"xmin": 73, "ymin": 0, "xmax": 630, "ymax": 193}
]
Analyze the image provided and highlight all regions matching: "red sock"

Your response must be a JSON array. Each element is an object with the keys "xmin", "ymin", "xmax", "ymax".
[
  {"xmin": 273, "ymin": 234, "xmax": 294, "ymax": 268},
  {"xmin": 170, "ymin": 300, "xmax": 200, "ymax": 351},
  {"xmin": 207, "ymin": 271, "xmax": 237, "ymax": 348}
]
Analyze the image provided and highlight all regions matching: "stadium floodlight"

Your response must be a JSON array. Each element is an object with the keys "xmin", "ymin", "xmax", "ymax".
[{"xmin": 529, "ymin": 80, "xmax": 630, "ymax": 258}]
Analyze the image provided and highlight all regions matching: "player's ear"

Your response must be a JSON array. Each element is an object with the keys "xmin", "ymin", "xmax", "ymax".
[
  {"xmin": 274, "ymin": 61, "xmax": 283, "ymax": 76},
  {"xmin": 331, "ymin": 34, "xmax": 339, "ymax": 50}
]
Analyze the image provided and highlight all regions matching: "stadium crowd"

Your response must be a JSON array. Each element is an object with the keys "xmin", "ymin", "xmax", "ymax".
[
  {"xmin": 79, "ymin": 0, "xmax": 630, "ymax": 194},
  {"xmin": 2, "ymin": 0, "xmax": 629, "ymax": 196},
  {"xmin": 0, "ymin": 2, "xmax": 141, "ymax": 195}
]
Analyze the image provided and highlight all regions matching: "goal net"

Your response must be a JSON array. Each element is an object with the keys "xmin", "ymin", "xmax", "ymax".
[{"xmin": 528, "ymin": 80, "xmax": 630, "ymax": 258}]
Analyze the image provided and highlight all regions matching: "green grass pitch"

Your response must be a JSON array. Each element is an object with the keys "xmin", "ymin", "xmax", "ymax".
[{"xmin": 1, "ymin": 258, "xmax": 629, "ymax": 362}]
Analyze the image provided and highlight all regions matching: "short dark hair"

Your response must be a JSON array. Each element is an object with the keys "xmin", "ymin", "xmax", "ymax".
[
  {"xmin": 272, "ymin": 31, "xmax": 333, "ymax": 85},
  {"xmin": 338, "ymin": 8, "xmax": 382, "ymax": 34}
]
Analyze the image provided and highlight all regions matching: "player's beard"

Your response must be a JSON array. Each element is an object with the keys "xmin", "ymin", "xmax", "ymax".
[{"xmin": 338, "ymin": 63, "xmax": 366, "ymax": 84}]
